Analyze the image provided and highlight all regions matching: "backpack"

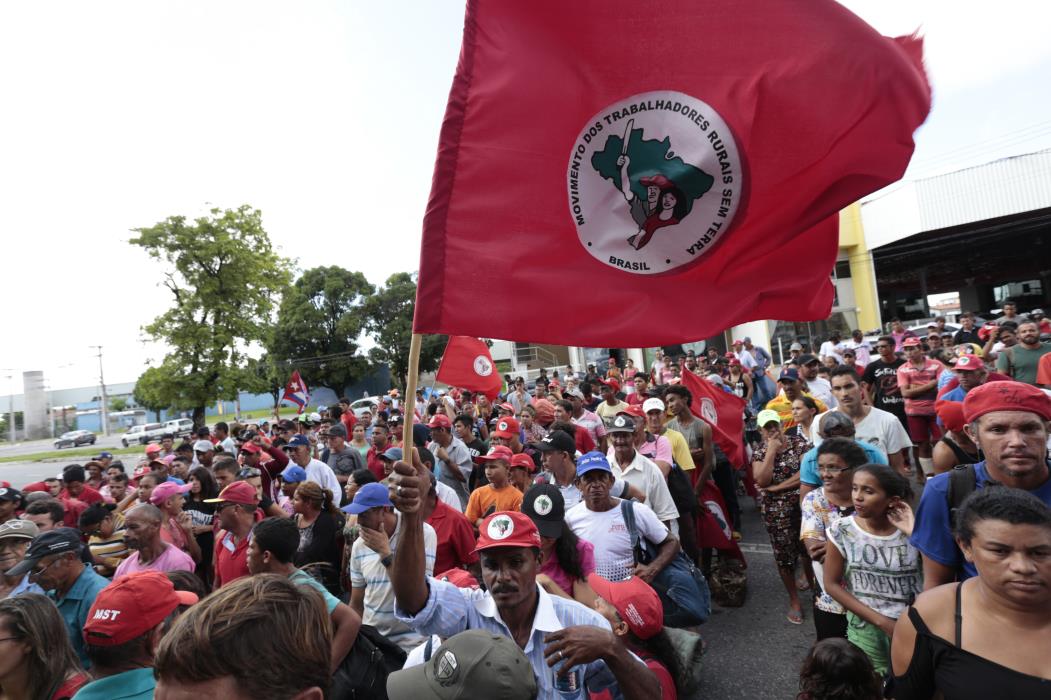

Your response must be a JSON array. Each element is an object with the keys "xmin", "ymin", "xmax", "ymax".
[
  {"xmin": 329, "ymin": 624, "xmax": 408, "ymax": 700},
  {"xmin": 945, "ymin": 463, "xmax": 977, "ymax": 527}
]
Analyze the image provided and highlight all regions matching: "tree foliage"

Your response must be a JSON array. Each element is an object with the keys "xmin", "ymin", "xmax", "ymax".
[
  {"xmin": 132, "ymin": 365, "xmax": 179, "ymax": 421},
  {"xmin": 130, "ymin": 205, "xmax": 292, "ymax": 427},
  {"xmin": 363, "ymin": 272, "xmax": 446, "ymax": 389},
  {"xmin": 269, "ymin": 266, "xmax": 374, "ymax": 392}
]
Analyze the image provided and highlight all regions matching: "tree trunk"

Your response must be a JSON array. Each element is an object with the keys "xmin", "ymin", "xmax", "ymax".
[
  {"xmin": 154, "ymin": 410, "xmax": 162, "ymax": 422},
  {"xmin": 192, "ymin": 405, "xmax": 207, "ymax": 430}
]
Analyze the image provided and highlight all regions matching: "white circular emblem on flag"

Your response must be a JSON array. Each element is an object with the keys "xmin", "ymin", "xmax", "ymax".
[
  {"xmin": 567, "ymin": 91, "xmax": 743, "ymax": 274},
  {"xmin": 700, "ymin": 397, "xmax": 719, "ymax": 425},
  {"xmin": 472, "ymin": 355, "xmax": 493, "ymax": 377},
  {"xmin": 487, "ymin": 514, "xmax": 515, "ymax": 540}
]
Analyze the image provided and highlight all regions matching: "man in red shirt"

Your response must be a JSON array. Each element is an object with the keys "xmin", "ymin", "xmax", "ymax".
[
  {"xmin": 627, "ymin": 374, "xmax": 650, "ymax": 406},
  {"xmin": 206, "ymin": 481, "xmax": 259, "ymax": 587},
  {"xmin": 897, "ymin": 337, "xmax": 943, "ymax": 480},
  {"xmin": 421, "ymin": 472, "xmax": 479, "ymax": 579},
  {"xmin": 239, "ymin": 438, "xmax": 289, "ymax": 501},
  {"xmin": 366, "ymin": 424, "xmax": 392, "ymax": 481},
  {"xmin": 59, "ymin": 466, "xmax": 104, "ymax": 506}
]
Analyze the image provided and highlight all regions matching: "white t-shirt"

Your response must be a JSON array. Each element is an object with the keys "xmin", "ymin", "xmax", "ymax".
[
  {"xmin": 303, "ymin": 458, "xmax": 342, "ymax": 510},
  {"xmin": 734, "ymin": 349, "xmax": 757, "ymax": 371},
  {"xmin": 813, "ymin": 408, "xmax": 912, "ymax": 457},
  {"xmin": 564, "ymin": 499, "xmax": 668, "ymax": 582},
  {"xmin": 806, "ymin": 376, "xmax": 838, "ymax": 409},
  {"xmin": 827, "ymin": 516, "xmax": 922, "ymax": 620},
  {"xmin": 606, "ymin": 451, "xmax": 679, "ymax": 536},
  {"xmin": 819, "ymin": 341, "xmax": 843, "ymax": 364}
]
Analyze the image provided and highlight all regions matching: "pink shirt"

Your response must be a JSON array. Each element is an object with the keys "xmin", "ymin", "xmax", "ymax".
[
  {"xmin": 638, "ymin": 433, "xmax": 673, "ymax": 466},
  {"xmin": 540, "ymin": 538, "xmax": 595, "ymax": 595},
  {"xmin": 896, "ymin": 359, "xmax": 943, "ymax": 416},
  {"xmin": 113, "ymin": 543, "xmax": 195, "ymax": 579}
]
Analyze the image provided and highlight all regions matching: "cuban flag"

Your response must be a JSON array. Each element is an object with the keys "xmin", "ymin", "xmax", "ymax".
[{"xmin": 281, "ymin": 370, "xmax": 310, "ymax": 413}]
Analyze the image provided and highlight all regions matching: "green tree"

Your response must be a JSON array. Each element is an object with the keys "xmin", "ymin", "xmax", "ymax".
[
  {"xmin": 133, "ymin": 365, "xmax": 179, "ymax": 422},
  {"xmin": 109, "ymin": 397, "xmax": 129, "ymax": 413},
  {"xmin": 269, "ymin": 266, "xmax": 374, "ymax": 393},
  {"xmin": 363, "ymin": 272, "xmax": 446, "ymax": 390},
  {"xmin": 131, "ymin": 206, "xmax": 293, "ymax": 428}
]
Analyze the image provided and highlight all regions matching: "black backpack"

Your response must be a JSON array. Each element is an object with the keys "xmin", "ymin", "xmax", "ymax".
[{"xmin": 329, "ymin": 624, "xmax": 408, "ymax": 700}]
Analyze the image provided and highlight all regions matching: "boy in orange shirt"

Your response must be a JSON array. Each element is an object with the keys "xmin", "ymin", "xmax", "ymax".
[{"xmin": 465, "ymin": 446, "xmax": 524, "ymax": 528}]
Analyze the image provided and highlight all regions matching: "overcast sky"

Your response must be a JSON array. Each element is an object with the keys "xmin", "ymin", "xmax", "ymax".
[{"xmin": 2, "ymin": 0, "xmax": 1049, "ymax": 393}]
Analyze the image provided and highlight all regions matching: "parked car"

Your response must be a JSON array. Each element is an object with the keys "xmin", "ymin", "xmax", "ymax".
[
  {"xmin": 350, "ymin": 397, "xmax": 380, "ymax": 419},
  {"xmin": 163, "ymin": 418, "xmax": 195, "ymax": 439},
  {"xmin": 53, "ymin": 430, "xmax": 96, "ymax": 449},
  {"xmin": 120, "ymin": 422, "xmax": 167, "ymax": 447}
]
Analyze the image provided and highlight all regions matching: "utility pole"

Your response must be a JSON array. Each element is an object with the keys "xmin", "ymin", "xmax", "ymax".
[
  {"xmin": 2, "ymin": 372, "xmax": 13, "ymax": 443},
  {"xmin": 90, "ymin": 346, "xmax": 110, "ymax": 436}
]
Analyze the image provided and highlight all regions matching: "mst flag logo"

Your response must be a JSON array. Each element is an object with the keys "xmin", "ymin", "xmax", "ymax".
[{"xmin": 568, "ymin": 91, "xmax": 742, "ymax": 274}]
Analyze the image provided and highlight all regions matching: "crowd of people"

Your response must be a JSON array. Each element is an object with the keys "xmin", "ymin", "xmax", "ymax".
[{"xmin": 0, "ymin": 305, "xmax": 1049, "ymax": 698}]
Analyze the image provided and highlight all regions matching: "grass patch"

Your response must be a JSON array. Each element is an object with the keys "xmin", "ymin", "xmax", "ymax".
[{"xmin": 0, "ymin": 445, "xmax": 144, "ymax": 465}]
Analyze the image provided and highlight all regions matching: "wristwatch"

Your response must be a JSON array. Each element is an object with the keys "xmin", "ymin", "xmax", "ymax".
[{"xmin": 380, "ymin": 553, "xmax": 394, "ymax": 568}]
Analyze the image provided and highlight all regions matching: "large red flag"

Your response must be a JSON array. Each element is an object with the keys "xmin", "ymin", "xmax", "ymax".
[
  {"xmin": 436, "ymin": 336, "xmax": 502, "ymax": 400},
  {"xmin": 679, "ymin": 368, "xmax": 747, "ymax": 469},
  {"xmin": 414, "ymin": 0, "xmax": 930, "ymax": 346}
]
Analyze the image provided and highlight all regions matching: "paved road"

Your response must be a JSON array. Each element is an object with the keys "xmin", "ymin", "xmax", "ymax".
[
  {"xmin": 696, "ymin": 496, "xmax": 815, "ymax": 699},
  {"xmin": 0, "ymin": 458, "xmax": 85, "ymax": 486},
  {"xmin": 0, "ymin": 434, "xmax": 124, "ymax": 458}
]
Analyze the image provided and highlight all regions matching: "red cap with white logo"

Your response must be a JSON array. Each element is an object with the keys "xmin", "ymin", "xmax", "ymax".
[{"xmin": 83, "ymin": 571, "xmax": 197, "ymax": 646}]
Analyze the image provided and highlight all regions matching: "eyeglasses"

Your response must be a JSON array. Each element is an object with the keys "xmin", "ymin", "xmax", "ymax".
[
  {"xmin": 29, "ymin": 557, "xmax": 64, "ymax": 579},
  {"xmin": 818, "ymin": 466, "xmax": 854, "ymax": 475},
  {"xmin": 237, "ymin": 468, "xmax": 261, "ymax": 478}
]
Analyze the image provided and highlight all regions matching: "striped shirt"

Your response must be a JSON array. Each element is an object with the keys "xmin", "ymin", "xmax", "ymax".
[
  {"xmin": 395, "ymin": 579, "xmax": 624, "ymax": 699},
  {"xmin": 88, "ymin": 513, "xmax": 130, "ymax": 568},
  {"xmin": 350, "ymin": 514, "xmax": 436, "ymax": 652}
]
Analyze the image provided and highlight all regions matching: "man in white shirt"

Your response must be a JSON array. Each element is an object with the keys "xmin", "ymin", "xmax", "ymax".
[
  {"xmin": 285, "ymin": 434, "xmax": 341, "ymax": 509},
  {"xmin": 564, "ymin": 452, "xmax": 679, "ymax": 583},
  {"xmin": 798, "ymin": 354, "xmax": 837, "ymax": 409},
  {"xmin": 819, "ymin": 366, "xmax": 913, "ymax": 476},
  {"xmin": 818, "ymin": 332, "xmax": 844, "ymax": 365},
  {"xmin": 605, "ymin": 413, "xmax": 679, "ymax": 535},
  {"xmin": 731, "ymin": 339, "xmax": 757, "ymax": 372}
]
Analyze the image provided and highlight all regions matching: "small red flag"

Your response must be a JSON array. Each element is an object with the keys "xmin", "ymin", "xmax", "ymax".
[
  {"xmin": 436, "ymin": 336, "xmax": 502, "ymax": 401},
  {"xmin": 413, "ymin": 0, "xmax": 930, "ymax": 346},
  {"xmin": 679, "ymin": 368, "xmax": 747, "ymax": 469}
]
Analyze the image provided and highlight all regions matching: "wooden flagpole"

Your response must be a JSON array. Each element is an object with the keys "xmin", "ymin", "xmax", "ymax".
[{"xmin": 402, "ymin": 332, "xmax": 423, "ymax": 450}]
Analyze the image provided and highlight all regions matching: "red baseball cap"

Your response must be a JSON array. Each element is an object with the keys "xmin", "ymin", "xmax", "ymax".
[
  {"xmin": 204, "ymin": 480, "xmax": 260, "ymax": 506},
  {"xmin": 436, "ymin": 568, "xmax": 480, "ymax": 589},
  {"xmin": 953, "ymin": 355, "xmax": 983, "ymax": 371},
  {"xmin": 83, "ymin": 571, "xmax": 197, "ymax": 646},
  {"xmin": 427, "ymin": 414, "xmax": 452, "ymax": 430},
  {"xmin": 474, "ymin": 511, "xmax": 542, "ymax": 553},
  {"xmin": 509, "ymin": 453, "xmax": 537, "ymax": 473},
  {"xmin": 240, "ymin": 442, "xmax": 262, "ymax": 455},
  {"xmin": 144, "ymin": 443, "xmax": 162, "ymax": 455},
  {"xmin": 498, "ymin": 403, "xmax": 515, "ymax": 413},
  {"xmin": 474, "ymin": 445, "xmax": 514, "ymax": 465},
  {"xmin": 587, "ymin": 573, "xmax": 663, "ymax": 640},
  {"xmin": 133, "ymin": 465, "xmax": 152, "ymax": 479},
  {"xmin": 492, "ymin": 417, "xmax": 520, "ymax": 439},
  {"xmin": 599, "ymin": 378, "xmax": 621, "ymax": 393},
  {"xmin": 902, "ymin": 337, "xmax": 923, "ymax": 348},
  {"xmin": 963, "ymin": 381, "xmax": 1051, "ymax": 423},
  {"xmin": 935, "ymin": 400, "xmax": 966, "ymax": 433},
  {"xmin": 616, "ymin": 405, "xmax": 646, "ymax": 419}
]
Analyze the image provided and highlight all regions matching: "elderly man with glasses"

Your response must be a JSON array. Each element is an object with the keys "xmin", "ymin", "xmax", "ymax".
[{"xmin": 5, "ymin": 527, "xmax": 109, "ymax": 668}]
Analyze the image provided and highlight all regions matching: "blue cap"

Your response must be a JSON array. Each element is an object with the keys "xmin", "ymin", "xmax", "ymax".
[
  {"xmin": 287, "ymin": 434, "xmax": 311, "ymax": 448},
  {"xmin": 341, "ymin": 482, "xmax": 393, "ymax": 514},
  {"xmin": 778, "ymin": 367, "xmax": 800, "ymax": 382},
  {"xmin": 380, "ymin": 447, "xmax": 403, "ymax": 462},
  {"xmin": 280, "ymin": 465, "xmax": 307, "ymax": 483},
  {"xmin": 317, "ymin": 405, "xmax": 328, "ymax": 412},
  {"xmin": 575, "ymin": 451, "xmax": 613, "ymax": 477},
  {"xmin": 96, "ymin": 451, "xmax": 113, "ymax": 459}
]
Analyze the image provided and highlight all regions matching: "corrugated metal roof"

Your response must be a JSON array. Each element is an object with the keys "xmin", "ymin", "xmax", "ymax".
[{"xmin": 861, "ymin": 148, "xmax": 1051, "ymax": 250}]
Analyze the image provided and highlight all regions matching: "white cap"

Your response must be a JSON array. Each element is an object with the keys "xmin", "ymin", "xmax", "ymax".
[
  {"xmin": 706, "ymin": 374, "xmax": 725, "ymax": 386},
  {"xmin": 642, "ymin": 398, "xmax": 666, "ymax": 414},
  {"xmin": 193, "ymin": 440, "xmax": 214, "ymax": 452}
]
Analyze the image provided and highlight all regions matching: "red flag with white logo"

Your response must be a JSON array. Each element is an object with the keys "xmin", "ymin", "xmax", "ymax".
[
  {"xmin": 413, "ymin": 0, "xmax": 929, "ymax": 346},
  {"xmin": 679, "ymin": 368, "xmax": 746, "ymax": 469},
  {"xmin": 436, "ymin": 336, "xmax": 502, "ymax": 400}
]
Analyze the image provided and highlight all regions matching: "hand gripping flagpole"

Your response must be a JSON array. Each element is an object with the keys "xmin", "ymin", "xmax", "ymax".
[{"xmin": 402, "ymin": 333, "xmax": 423, "ymax": 450}]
